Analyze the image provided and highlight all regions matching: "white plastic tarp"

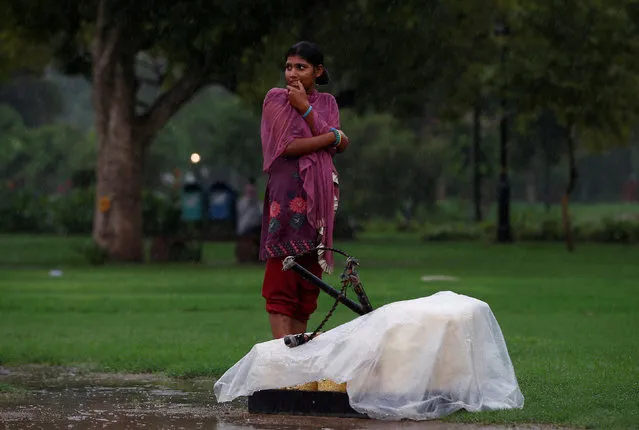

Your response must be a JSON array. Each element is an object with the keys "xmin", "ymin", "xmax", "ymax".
[{"xmin": 214, "ymin": 291, "xmax": 524, "ymax": 420}]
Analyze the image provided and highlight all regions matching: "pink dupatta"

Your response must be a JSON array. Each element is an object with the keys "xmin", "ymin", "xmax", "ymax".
[{"xmin": 261, "ymin": 88, "xmax": 340, "ymax": 273}]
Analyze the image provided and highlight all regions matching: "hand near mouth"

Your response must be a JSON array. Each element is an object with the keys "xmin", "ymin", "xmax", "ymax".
[{"xmin": 287, "ymin": 81, "xmax": 310, "ymax": 113}]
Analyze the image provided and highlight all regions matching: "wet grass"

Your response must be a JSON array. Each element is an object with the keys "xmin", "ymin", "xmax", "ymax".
[{"xmin": 0, "ymin": 234, "xmax": 638, "ymax": 428}]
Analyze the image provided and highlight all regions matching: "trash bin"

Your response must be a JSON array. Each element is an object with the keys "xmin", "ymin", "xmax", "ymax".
[
  {"xmin": 205, "ymin": 181, "xmax": 237, "ymax": 241},
  {"xmin": 181, "ymin": 182, "xmax": 204, "ymax": 221},
  {"xmin": 208, "ymin": 182, "xmax": 237, "ymax": 222}
]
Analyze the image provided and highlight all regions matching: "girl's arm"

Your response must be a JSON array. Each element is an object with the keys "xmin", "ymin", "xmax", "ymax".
[
  {"xmin": 287, "ymin": 82, "xmax": 339, "ymax": 136},
  {"xmin": 283, "ymin": 132, "xmax": 338, "ymax": 157},
  {"xmin": 302, "ymin": 97, "xmax": 338, "ymax": 136},
  {"xmin": 301, "ymin": 97, "xmax": 349, "ymax": 154}
]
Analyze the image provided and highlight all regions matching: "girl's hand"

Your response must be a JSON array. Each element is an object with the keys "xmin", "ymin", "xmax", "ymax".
[
  {"xmin": 287, "ymin": 81, "xmax": 310, "ymax": 113},
  {"xmin": 336, "ymin": 130, "xmax": 349, "ymax": 153}
]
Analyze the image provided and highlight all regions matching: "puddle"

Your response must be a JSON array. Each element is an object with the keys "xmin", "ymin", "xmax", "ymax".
[{"xmin": 0, "ymin": 366, "xmax": 560, "ymax": 429}]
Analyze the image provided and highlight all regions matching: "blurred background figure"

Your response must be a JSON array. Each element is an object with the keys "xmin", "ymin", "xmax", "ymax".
[{"xmin": 235, "ymin": 177, "xmax": 262, "ymax": 263}]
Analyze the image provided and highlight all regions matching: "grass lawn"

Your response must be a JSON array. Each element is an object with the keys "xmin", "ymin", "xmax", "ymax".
[{"xmin": 0, "ymin": 233, "xmax": 638, "ymax": 428}]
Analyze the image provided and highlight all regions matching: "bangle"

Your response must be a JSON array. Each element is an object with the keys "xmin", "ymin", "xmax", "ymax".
[
  {"xmin": 330, "ymin": 128, "xmax": 341, "ymax": 147},
  {"xmin": 302, "ymin": 105, "xmax": 313, "ymax": 118}
]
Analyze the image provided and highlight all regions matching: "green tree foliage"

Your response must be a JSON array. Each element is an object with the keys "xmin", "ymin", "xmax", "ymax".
[
  {"xmin": 3, "ymin": 0, "xmax": 317, "ymax": 261},
  {"xmin": 506, "ymin": 0, "xmax": 639, "ymax": 249},
  {"xmin": 0, "ymin": 104, "xmax": 94, "ymax": 191},
  {"xmin": 3, "ymin": 0, "xmax": 639, "ymax": 255},
  {"xmin": 508, "ymin": 0, "xmax": 639, "ymax": 144},
  {"xmin": 337, "ymin": 110, "xmax": 449, "ymax": 219},
  {"xmin": 149, "ymin": 86, "xmax": 261, "ymax": 185}
]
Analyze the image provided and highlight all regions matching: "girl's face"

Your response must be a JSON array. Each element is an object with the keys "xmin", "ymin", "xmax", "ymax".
[{"xmin": 285, "ymin": 55, "xmax": 323, "ymax": 91}]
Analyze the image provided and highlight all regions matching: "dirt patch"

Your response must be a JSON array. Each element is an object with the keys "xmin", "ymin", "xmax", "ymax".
[{"xmin": 0, "ymin": 365, "xmax": 570, "ymax": 429}]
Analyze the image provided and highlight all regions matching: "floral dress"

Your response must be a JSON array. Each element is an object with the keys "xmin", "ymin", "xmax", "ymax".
[{"xmin": 259, "ymin": 156, "xmax": 338, "ymax": 267}]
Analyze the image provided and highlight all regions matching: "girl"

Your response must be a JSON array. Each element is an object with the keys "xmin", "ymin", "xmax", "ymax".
[{"xmin": 259, "ymin": 41, "xmax": 349, "ymax": 339}]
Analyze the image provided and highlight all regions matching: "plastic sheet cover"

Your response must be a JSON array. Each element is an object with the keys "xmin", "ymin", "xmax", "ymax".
[{"xmin": 214, "ymin": 291, "xmax": 524, "ymax": 420}]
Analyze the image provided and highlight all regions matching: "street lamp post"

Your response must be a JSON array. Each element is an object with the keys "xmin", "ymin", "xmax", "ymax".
[
  {"xmin": 189, "ymin": 152, "xmax": 204, "ymax": 261},
  {"xmin": 495, "ymin": 23, "xmax": 513, "ymax": 243}
]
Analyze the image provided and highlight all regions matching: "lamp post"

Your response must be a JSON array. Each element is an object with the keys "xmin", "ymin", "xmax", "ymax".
[
  {"xmin": 189, "ymin": 152, "xmax": 204, "ymax": 261},
  {"xmin": 495, "ymin": 23, "xmax": 512, "ymax": 243},
  {"xmin": 188, "ymin": 152, "xmax": 204, "ymax": 223}
]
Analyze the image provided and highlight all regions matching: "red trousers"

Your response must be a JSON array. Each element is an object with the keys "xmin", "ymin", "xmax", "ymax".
[{"xmin": 262, "ymin": 254, "xmax": 322, "ymax": 323}]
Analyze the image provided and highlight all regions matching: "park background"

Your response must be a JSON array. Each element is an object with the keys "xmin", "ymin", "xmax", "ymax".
[{"xmin": 1, "ymin": 1, "xmax": 638, "ymax": 429}]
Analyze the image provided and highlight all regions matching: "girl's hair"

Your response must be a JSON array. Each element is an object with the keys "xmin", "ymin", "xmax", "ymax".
[{"xmin": 285, "ymin": 41, "xmax": 330, "ymax": 85}]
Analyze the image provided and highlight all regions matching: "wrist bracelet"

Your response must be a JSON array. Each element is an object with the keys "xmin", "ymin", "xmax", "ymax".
[
  {"xmin": 302, "ymin": 105, "xmax": 313, "ymax": 118},
  {"xmin": 330, "ymin": 128, "xmax": 341, "ymax": 147}
]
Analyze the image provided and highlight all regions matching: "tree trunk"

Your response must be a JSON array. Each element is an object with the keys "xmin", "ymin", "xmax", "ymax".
[
  {"xmin": 90, "ymin": 13, "xmax": 143, "ymax": 261},
  {"xmin": 92, "ymin": 111, "xmax": 145, "ymax": 261},
  {"xmin": 472, "ymin": 103, "xmax": 483, "ymax": 222},
  {"xmin": 90, "ymin": 2, "xmax": 207, "ymax": 261},
  {"xmin": 562, "ymin": 128, "xmax": 577, "ymax": 252}
]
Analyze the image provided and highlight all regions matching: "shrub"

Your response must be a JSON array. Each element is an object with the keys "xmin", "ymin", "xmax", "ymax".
[
  {"xmin": 0, "ymin": 188, "xmax": 51, "ymax": 233},
  {"xmin": 418, "ymin": 216, "xmax": 639, "ymax": 244},
  {"xmin": 0, "ymin": 186, "xmax": 183, "ymax": 237},
  {"xmin": 48, "ymin": 188, "xmax": 95, "ymax": 234}
]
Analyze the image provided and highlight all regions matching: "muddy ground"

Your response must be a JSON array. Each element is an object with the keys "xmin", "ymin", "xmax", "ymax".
[{"xmin": 0, "ymin": 366, "xmax": 568, "ymax": 430}]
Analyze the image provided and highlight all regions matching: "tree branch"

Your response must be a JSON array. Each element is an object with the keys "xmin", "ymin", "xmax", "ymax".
[
  {"xmin": 135, "ymin": 65, "xmax": 208, "ymax": 144},
  {"xmin": 93, "ymin": 0, "xmax": 121, "ymax": 79},
  {"xmin": 92, "ymin": 1, "xmax": 124, "ymax": 141}
]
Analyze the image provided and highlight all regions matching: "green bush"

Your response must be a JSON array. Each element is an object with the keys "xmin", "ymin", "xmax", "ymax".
[
  {"xmin": 417, "ymin": 215, "xmax": 639, "ymax": 244},
  {"xmin": 516, "ymin": 217, "xmax": 564, "ymax": 241},
  {"xmin": 421, "ymin": 222, "xmax": 483, "ymax": 241},
  {"xmin": 48, "ymin": 188, "xmax": 95, "ymax": 234},
  {"xmin": 142, "ymin": 189, "xmax": 182, "ymax": 237},
  {"xmin": 0, "ymin": 186, "xmax": 183, "ymax": 237},
  {"xmin": 361, "ymin": 218, "xmax": 399, "ymax": 235},
  {"xmin": 0, "ymin": 188, "xmax": 51, "ymax": 233},
  {"xmin": 585, "ymin": 217, "xmax": 639, "ymax": 244}
]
